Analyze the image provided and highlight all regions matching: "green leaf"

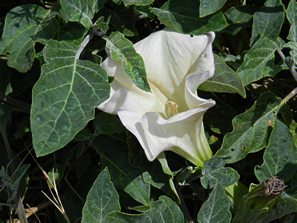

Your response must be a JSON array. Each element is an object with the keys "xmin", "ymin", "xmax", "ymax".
[
  {"xmin": 232, "ymin": 194, "xmax": 271, "ymax": 223},
  {"xmin": 216, "ymin": 92, "xmax": 287, "ymax": 164},
  {"xmin": 224, "ymin": 181, "xmax": 248, "ymax": 214},
  {"xmin": 0, "ymin": 164, "xmax": 30, "ymax": 190},
  {"xmin": 223, "ymin": 6, "xmax": 258, "ymax": 35},
  {"xmin": 82, "ymin": 167, "xmax": 120, "ymax": 223},
  {"xmin": 250, "ymin": 0, "xmax": 285, "ymax": 46},
  {"xmin": 105, "ymin": 196, "xmax": 184, "ymax": 223},
  {"xmin": 0, "ymin": 4, "xmax": 59, "ymax": 72},
  {"xmin": 224, "ymin": 6, "xmax": 258, "ymax": 24},
  {"xmin": 93, "ymin": 135, "xmax": 150, "ymax": 206},
  {"xmin": 237, "ymin": 36, "xmax": 281, "ymax": 86},
  {"xmin": 94, "ymin": 112, "xmax": 125, "ymax": 135},
  {"xmin": 201, "ymin": 156, "xmax": 240, "ymax": 189},
  {"xmin": 101, "ymin": 6, "xmax": 137, "ymax": 36},
  {"xmin": 60, "ymin": 0, "xmax": 97, "ymax": 28},
  {"xmin": 58, "ymin": 22, "xmax": 88, "ymax": 45},
  {"xmin": 197, "ymin": 184, "xmax": 232, "ymax": 223},
  {"xmin": 199, "ymin": 54, "xmax": 246, "ymax": 97},
  {"xmin": 134, "ymin": 6, "xmax": 155, "ymax": 20},
  {"xmin": 255, "ymin": 120, "xmax": 297, "ymax": 183},
  {"xmin": 200, "ymin": 0, "xmax": 226, "ymax": 17},
  {"xmin": 287, "ymin": 0, "xmax": 297, "ymax": 43},
  {"xmin": 105, "ymin": 32, "xmax": 150, "ymax": 92},
  {"xmin": 153, "ymin": 0, "xmax": 228, "ymax": 35},
  {"xmin": 285, "ymin": 0, "xmax": 297, "ymax": 64},
  {"xmin": 123, "ymin": 0, "xmax": 154, "ymax": 6},
  {"xmin": 95, "ymin": 0, "xmax": 108, "ymax": 12},
  {"xmin": 31, "ymin": 40, "xmax": 110, "ymax": 156}
]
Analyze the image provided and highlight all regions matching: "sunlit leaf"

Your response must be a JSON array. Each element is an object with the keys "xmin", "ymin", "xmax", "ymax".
[
  {"xmin": 197, "ymin": 184, "xmax": 232, "ymax": 223},
  {"xmin": 82, "ymin": 167, "xmax": 120, "ymax": 223},
  {"xmin": 105, "ymin": 32, "xmax": 150, "ymax": 92},
  {"xmin": 255, "ymin": 120, "xmax": 297, "ymax": 183},
  {"xmin": 199, "ymin": 54, "xmax": 246, "ymax": 97},
  {"xmin": 60, "ymin": 0, "xmax": 97, "ymax": 28},
  {"xmin": 285, "ymin": 0, "xmax": 297, "ymax": 64},
  {"xmin": 123, "ymin": 0, "xmax": 154, "ymax": 6},
  {"xmin": 153, "ymin": 0, "xmax": 228, "ymax": 35},
  {"xmin": 200, "ymin": 0, "xmax": 226, "ymax": 17},
  {"xmin": 250, "ymin": 0, "xmax": 284, "ymax": 46},
  {"xmin": 237, "ymin": 36, "xmax": 280, "ymax": 86},
  {"xmin": 216, "ymin": 92, "xmax": 289, "ymax": 164},
  {"xmin": 201, "ymin": 156, "xmax": 239, "ymax": 189},
  {"xmin": 31, "ymin": 40, "xmax": 110, "ymax": 156},
  {"xmin": 105, "ymin": 196, "xmax": 184, "ymax": 222},
  {"xmin": 0, "ymin": 4, "xmax": 59, "ymax": 72}
]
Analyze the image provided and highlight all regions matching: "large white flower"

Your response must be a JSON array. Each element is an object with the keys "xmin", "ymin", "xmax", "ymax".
[{"xmin": 98, "ymin": 29, "xmax": 216, "ymax": 167}]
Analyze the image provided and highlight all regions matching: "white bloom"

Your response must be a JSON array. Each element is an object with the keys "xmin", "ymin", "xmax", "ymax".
[{"xmin": 98, "ymin": 29, "xmax": 216, "ymax": 166}]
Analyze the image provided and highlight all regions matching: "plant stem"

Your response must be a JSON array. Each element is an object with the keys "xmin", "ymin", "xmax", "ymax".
[
  {"xmin": 75, "ymin": 33, "xmax": 94, "ymax": 60},
  {"xmin": 276, "ymin": 49, "xmax": 297, "ymax": 81},
  {"xmin": 176, "ymin": 185, "xmax": 194, "ymax": 223},
  {"xmin": 281, "ymin": 87, "xmax": 297, "ymax": 104},
  {"xmin": 0, "ymin": 92, "xmax": 30, "ymax": 113}
]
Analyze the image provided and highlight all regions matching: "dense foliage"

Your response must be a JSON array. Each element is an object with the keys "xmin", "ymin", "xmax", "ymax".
[{"xmin": 0, "ymin": 0, "xmax": 297, "ymax": 222}]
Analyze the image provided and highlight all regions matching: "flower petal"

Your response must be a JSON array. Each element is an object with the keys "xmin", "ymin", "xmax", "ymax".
[
  {"xmin": 134, "ymin": 29, "xmax": 215, "ymax": 112},
  {"xmin": 115, "ymin": 71, "xmax": 215, "ymax": 166},
  {"xmin": 140, "ymin": 108, "xmax": 212, "ymax": 166},
  {"xmin": 98, "ymin": 59, "xmax": 164, "ymax": 114}
]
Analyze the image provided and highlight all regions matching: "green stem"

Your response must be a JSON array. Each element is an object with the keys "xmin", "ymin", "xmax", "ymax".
[
  {"xmin": 176, "ymin": 185, "xmax": 194, "ymax": 223},
  {"xmin": 0, "ymin": 92, "xmax": 30, "ymax": 113}
]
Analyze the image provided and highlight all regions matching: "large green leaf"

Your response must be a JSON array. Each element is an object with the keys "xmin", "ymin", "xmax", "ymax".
[
  {"xmin": 201, "ymin": 156, "xmax": 240, "ymax": 189},
  {"xmin": 285, "ymin": 0, "xmax": 297, "ymax": 64},
  {"xmin": 93, "ymin": 135, "xmax": 150, "ymax": 206},
  {"xmin": 105, "ymin": 196, "xmax": 184, "ymax": 223},
  {"xmin": 197, "ymin": 184, "xmax": 232, "ymax": 223},
  {"xmin": 250, "ymin": 0, "xmax": 284, "ymax": 46},
  {"xmin": 105, "ymin": 32, "xmax": 150, "ymax": 92},
  {"xmin": 82, "ymin": 167, "xmax": 120, "ymax": 223},
  {"xmin": 237, "ymin": 36, "xmax": 280, "ymax": 86},
  {"xmin": 216, "ymin": 92, "xmax": 289, "ymax": 164},
  {"xmin": 31, "ymin": 40, "xmax": 110, "ymax": 156},
  {"xmin": 153, "ymin": 0, "xmax": 228, "ymax": 35},
  {"xmin": 199, "ymin": 54, "xmax": 246, "ymax": 97},
  {"xmin": 200, "ymin": 0, "xmax": 226, "ymax": 17},
  {"xmin": 255, "ymin": 120, "xmax": 297, "ymax": 183},
  {"xmin": 0, "ymin": 4, "xmax": 58, "ymax": 72},
  {"xmin": 60, "ymin": 0, "xmax": 97, "ymax": 28}
]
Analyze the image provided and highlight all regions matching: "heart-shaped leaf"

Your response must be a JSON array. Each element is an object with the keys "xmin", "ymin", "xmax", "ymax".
[{"xmin": 31, "ymin": 40, "xmax": 110, "ymax": 156}]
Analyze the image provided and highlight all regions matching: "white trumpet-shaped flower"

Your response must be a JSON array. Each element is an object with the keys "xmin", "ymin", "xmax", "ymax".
[{"xmin": 98, "ymin": 29, "xmax": 216, "ymax": 167}]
